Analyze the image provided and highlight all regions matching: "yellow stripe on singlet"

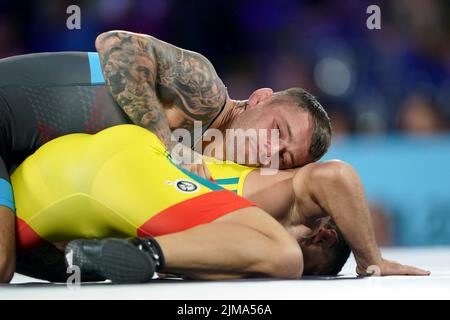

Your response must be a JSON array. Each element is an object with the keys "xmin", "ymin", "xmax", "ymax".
[{"xmin": 205, "ymin": 157, "xmax": 254, "ymax": 196}]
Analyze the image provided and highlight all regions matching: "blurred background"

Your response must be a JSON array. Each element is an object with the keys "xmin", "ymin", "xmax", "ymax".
[{"xmin": 0, "ymin": 0, "xmax": 449, "ymax": 246}]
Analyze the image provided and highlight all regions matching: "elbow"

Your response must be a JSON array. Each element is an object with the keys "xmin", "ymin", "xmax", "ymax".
[
  {"xmin": 308, "ymin": 160, "xmax": 358, "ymax": 191},
  {"xmin": 95, "ymin": 30, "xmax": 125, "ymax": 51},
  {"xmin": 95, "ymin": 31, "xmax": 111, "ymax": 49},
  {"xmin": 0, "ymin": 260, "xmax": 15, "ymax": 283},
  {"xmin": 0, "ymin": 272, "xmax": 14, "ymax": 284}
]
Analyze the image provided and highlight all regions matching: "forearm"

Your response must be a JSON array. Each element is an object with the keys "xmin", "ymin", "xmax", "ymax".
[
  {"xmin": 0, "ymin": 206, "xmax": 16, "ymax": 283},
  {"xmin": 95, "ymin": 31, "xmax": 175, "ymax": 149},
  {"xmin": 303, "ymin": 161, "xmax": 382, "ymax": 270}
]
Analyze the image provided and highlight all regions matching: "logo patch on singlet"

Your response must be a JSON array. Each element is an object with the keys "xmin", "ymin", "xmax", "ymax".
[{"xmin": 175, "ymin": 180, "xmax": 199, "ymax": 193}]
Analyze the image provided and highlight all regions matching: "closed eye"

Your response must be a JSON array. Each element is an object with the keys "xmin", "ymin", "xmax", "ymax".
[{"xmin": 280, "ymin": 150, "xmax": 292, "ymax": 167}]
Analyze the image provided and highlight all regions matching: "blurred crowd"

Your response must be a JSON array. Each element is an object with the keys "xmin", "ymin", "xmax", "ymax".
[{"xmin": 1, "ymin": 0, "xmax": 449, "ymax": 246}]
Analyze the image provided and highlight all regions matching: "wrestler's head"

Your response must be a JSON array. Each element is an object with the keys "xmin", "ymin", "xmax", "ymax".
[
  {"xmin": 227, "ymin": 87, "xmax": 331, "ymax": 169},
  {"xmin": 300, "ymin": 219, "xmax": 351, "ymax": 276}
]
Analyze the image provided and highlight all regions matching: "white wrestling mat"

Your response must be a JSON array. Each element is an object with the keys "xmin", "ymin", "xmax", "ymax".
[{"xmin": 1, "ymin": 247, "xmax": 449, "ymax": 300}]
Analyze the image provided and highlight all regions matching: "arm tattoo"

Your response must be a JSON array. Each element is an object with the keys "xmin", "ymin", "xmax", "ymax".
[
  {"xmin": 156, "ymin": 47, "xmax": 226, "ymax": 124},
  {"xmin": 96, "ymin": 31, "xmax": 227, "ymax": 148}
]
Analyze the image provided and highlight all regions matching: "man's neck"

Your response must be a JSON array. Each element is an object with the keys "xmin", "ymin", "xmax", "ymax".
[
  {"xmin": 197, "ymin": 98, "xmax": 247, "ymax": 161},
  {"xmin": 210, "ymin": 97, "xmax": 247, "ymax": 132}
]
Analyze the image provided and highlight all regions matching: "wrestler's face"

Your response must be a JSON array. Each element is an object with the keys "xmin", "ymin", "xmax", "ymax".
[
  {"xmin": 228, "ymin": 88, "xmax": 313, "ymax": 169},
  {"xmin": 300, "ymin": 228, "xmax": 338, "ymax": 275}
]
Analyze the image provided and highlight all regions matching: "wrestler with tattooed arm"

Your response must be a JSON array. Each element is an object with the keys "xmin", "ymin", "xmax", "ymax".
[
  {"xmin": 95, "ymin": 30, "xmax": 332, "ymax": 177},
  {"xmin": 0, "ymin": 30, "xmax": 330, "ymax": 282}
]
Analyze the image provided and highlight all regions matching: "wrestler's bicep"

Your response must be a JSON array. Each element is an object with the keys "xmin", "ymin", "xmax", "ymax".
[
  {"xmin": 155, "ymin": 47, "xmax": 228, "ymax": 129},
  {"xmin": 96, "ymin": 31, "xmax": 226, "ymax": 177},
  {"xmin": 242, "ymin": 170, "xmax": 295, "ymax": 216}
]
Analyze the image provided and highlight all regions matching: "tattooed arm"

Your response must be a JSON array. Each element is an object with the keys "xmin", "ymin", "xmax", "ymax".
[{"xmin": 95, "ymin": 30, "xmax": 227, "ymax": 149}]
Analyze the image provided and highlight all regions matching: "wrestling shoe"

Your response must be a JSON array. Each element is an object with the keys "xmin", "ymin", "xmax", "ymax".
[{"xmin": 64, "ymin": 237, "xmax": 165, "ymax": 284}]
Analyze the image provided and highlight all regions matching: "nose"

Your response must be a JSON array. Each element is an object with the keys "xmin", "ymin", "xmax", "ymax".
[
  {"xmin": 265, "ymin": 132, "xmax": 289, "ymax": 168},
  {"xmin": 279, "ymin": 139, "xmax": 290, "ymax": 156},
  {"xmin": 269, "ymin": 134, "xmax": 286, "ymax": 154}
]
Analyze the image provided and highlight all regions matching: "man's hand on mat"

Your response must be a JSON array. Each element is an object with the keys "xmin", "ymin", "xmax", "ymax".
[{"xmin": 356, "ymin": 259, "xmax": 431, "ymax": 277}]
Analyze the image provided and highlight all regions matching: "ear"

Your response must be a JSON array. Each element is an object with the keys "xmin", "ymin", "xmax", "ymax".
[
  {"xmin": 311, "ymin": 228, "xmax": 338, "ymax": 248},
  {"xmin": 247, "ymin": 88, "xmax": 274, "ymax": 108}
]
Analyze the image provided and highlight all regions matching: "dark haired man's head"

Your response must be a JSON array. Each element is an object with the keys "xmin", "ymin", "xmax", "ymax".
[
  {"xmin": 300, "ymin": 220, "xmax": 351, "ymax": 276},
  {"xmin": 229, "ymin": 87, "xmax": 331, "ymax": 169}
]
